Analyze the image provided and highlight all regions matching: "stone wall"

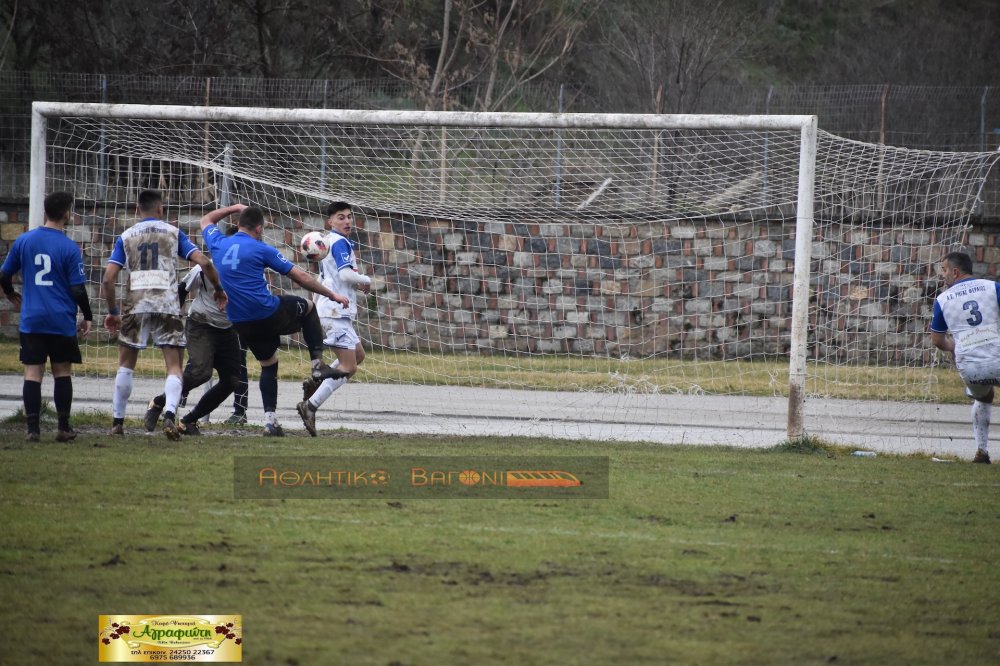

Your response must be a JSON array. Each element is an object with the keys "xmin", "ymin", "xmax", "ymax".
[{"xmin": 1, "ymin": 202, "xmax": 997, "ymax": 365}]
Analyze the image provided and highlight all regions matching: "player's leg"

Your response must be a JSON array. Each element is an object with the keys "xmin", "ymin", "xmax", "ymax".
[
  {"xmin": 257, "ymin": 351, "xmax": 282, "ymax": 436},
  {"xmin": 145, "ymin": 320, "xmax": 212, "ymax": 430},
  {"xmin": 179, "ymin": 356, "xmax": 192, "ymax": 409},
  {"xmin": 180, "ymin": 328, "xmax": 242, "ymax": 434},
  {"xmin": 112, "ymin": 314, "xmax": 147, "ymax": 435},
  {"xmin": 49, "ymin": 333, "xmax": 83, "ymax": 442},
  {"xmin": 961, "ymin": 367, "xmax": 995, "ymax": 463},
  {"xmin": 19, "ymin": 333, "xmax": 47, "ymax": 441},
  {"xmin": 298, "ymin": 320, "xmax": 363, "ymax": 436},
  {"xmin": 971, "ymin": 387, "xmax": 994, "ymax": 464},
  {"xmin": 234, "ymin": 319, "xmax": 284, "ymax": 436},
  {"xmin": 22, "ymin": 364, "xmax": 44, "ymax": 441},
  {"xmin": 160, "ymin": 345, "xmax": 185, "ymax": 441},
  {"xmin": 227, "ymin": 345, "xmax": 249, "ymax": 425},
  {"xmin": 281, "ymin": 296, "xmax": 348, "ymax": 382},
  {"xmin": 112, "ymin": 344, "xmax": 140, "ymax": 435},
  {"xmin": 152, "ymin": 313, "xmax": 188, "ymax": 441}
]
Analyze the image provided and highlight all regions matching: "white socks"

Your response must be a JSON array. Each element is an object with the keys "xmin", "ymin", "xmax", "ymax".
[
  {"xmin": 164, "ymin": 374, "xmax": 183, "ymax": 414},
  {"xmin": 972, "ymin": 400, "xmax": 992, "ymax": 453},
  {"xmin": 309, "ymin": 376, "xmax": 347, "ymax": 410},
  {"xmin": 112, "ymin": 367, "xmax": 134, "ymax": 419}
]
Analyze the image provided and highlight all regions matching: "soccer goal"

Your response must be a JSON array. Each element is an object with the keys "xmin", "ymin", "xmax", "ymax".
[{"xmin": 27, "ymin": 102, "xmax": 1000, "ymax": 445}]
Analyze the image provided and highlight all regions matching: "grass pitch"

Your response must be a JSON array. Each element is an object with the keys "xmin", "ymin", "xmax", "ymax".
[{"xmin": 1, "ymin": 421, "xmax": 998, "ymax": 665}]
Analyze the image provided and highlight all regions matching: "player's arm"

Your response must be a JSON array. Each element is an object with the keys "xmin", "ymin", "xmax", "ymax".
[
  {"xmin": 200, "ymin": 204, "xmax": 247, "ymax": 231},
  {"xmin": 287, "ymin": 265, "xmax": 350, "ymax": 308},
  {"xmin": 338, "ymin": 266, "xmax": 372, "ymax": 294},
  {"xmin": 329, "ymin": 239, "xmax": 372, "ymax": 294},
  {"xmin": 100, "ymin": 262, "xmax": 123, "ymax": 334},
  {"xmin": 70, "ymin": 283, "xmax": 94, "ymax": 339},
  {"xmin": 188, "ymin": 249, "xmax": 227, "ymax": 310},
  {"xmin": 930, "ymin": 331, "xmax": 954, "ymax": 354},
  {"xmin": 0, "ymin": 271, "xmax": 21, "ymax": 310}
]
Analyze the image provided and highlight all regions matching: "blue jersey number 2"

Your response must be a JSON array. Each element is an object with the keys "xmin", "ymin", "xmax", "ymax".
[{"xmin": 33, "ymin": 254, "xmax": 53, "ymax": 286}]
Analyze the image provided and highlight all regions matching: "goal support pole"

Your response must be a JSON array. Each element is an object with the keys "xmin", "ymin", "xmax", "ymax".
[
  {"xmin": 28, "ymin": 106, "xmax": 47, "ymax": 230},
  {"xmin": 29, "ymin": 102, "xmax": 819, "ymax": 438},
  {"xmin": 787, "ymin": 118, "xmax": 818, "ymax": 439}
]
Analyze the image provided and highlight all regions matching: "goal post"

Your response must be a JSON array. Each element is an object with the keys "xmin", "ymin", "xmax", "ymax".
[{"xmin": 26, "ymin": 101, "xmax": 999, "ymax": 444}]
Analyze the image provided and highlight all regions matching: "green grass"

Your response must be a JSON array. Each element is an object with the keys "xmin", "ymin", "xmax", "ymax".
[
  {"xmin": 1, "ymin": 426, "xmax": 997, "ymax": 665},
  {"xmin": 0, "ymin": 340, "xmax": 969, "ymax": 403}
]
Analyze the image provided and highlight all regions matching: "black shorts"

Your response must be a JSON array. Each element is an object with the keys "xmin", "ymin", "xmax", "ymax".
[
  {"xmin": 233, "ymin": 295, "xmax": 311, "ymax": 362},
  {"xmin": 19, "ymin": 332, "xmax": 83, "ymax": 365},
  {"xmin": 184, "ymin": 319, "xmax": 245, "ymax": 384}
]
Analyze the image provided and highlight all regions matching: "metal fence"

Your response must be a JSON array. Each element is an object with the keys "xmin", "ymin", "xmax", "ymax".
[{"xmin": 2, "ymin": 71, "xmax": 998, "ymax": 211}]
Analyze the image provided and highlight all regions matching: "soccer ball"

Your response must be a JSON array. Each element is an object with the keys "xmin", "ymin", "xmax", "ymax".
[{"xmin": 299, "ymin": 231, "xmax": 329, "ymax": 261}]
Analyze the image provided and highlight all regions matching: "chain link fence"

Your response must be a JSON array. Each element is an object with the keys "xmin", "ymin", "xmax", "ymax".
[{"xmin": 2, "ymin": 72, "xmax": 998, "ymax": 213}]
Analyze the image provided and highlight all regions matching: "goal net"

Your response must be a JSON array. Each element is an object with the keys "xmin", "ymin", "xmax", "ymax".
[{"xmin": 28, "ymin": 103, "xmax": 1000, "ymax": 446}]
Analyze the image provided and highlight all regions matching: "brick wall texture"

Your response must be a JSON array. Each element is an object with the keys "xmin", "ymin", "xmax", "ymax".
[{"xmin": 1, "ymin": 203, "xmax": 997, "ymax": 366}]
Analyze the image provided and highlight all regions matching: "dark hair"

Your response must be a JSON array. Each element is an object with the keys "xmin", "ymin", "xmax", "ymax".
[
  {"xmin": 944, "ymin": 251, "xmax": 973, "ymax": 275},
  {"xmin": 238, "ymin": 206, "xmax": 265, "ymax": 229},
  {"xmin": 324, "ymin": 201, "xmax": 352, "ymax": 217},
  {"xmin": 43, "ymin": 191, "xmax": 74, "ymax": 222},
  {"xmin": 137, "ymin": 189, "xmax": 163, "ymax": 214}
]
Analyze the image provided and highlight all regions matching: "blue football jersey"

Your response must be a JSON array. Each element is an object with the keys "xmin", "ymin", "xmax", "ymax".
[
  {"xmin": 203, "ymin": 224, "xmax": 294, "ymax": 323},
  {"xmin": 0, "ymin": 226, "xmax": 86, "ymax": 336}
]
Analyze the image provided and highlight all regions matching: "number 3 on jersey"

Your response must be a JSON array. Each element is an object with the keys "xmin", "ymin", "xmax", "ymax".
[{"xmin": 963, "ymin": 300, "xmax": 982, "ymax": 326}]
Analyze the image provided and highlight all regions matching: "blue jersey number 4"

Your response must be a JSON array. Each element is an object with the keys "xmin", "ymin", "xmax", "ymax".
[{"xmin": 222, "ymin": 244, "xmax": 240, "ymax": 271}]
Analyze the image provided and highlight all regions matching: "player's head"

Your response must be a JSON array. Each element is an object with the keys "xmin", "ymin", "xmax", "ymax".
[
  {"xmin": 238, "ymin": 206, "xmax": 266, "ymax": 237},
  {"xmin": 941, "ymin": 251, "xmax": 973, "ymax": 286},
  {"xmin": 43, "ymin": 191, "xmax": 74, "ymax": 224},
  {"xmin": 324, "ymin": 201, "xmax": 354, "ymax": 234},
  {"xmin": 137, "ymin": 189, "xmax": 164, "ymax": 217}
]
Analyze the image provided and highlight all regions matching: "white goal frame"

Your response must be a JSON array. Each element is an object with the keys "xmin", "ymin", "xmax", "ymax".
[{"xmin": 29, "ymin": 102, "xmax": 818, "ymax": 440}]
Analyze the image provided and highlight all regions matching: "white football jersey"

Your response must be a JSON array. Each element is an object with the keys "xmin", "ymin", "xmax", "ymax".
[
  {"xmin": 314, "ymin": 230, "xmax": 363, "ymax": 320},
  {"xmin": 931, "ymin": 278, "xmax": 1000, "ymax": 366},
  {"xmin": 108, "ymin": 219, "xmax": 197, "ymax": 315},
  {"xmin": 183, "ymin": 265, "xmax": 231, "ymax": 329}
]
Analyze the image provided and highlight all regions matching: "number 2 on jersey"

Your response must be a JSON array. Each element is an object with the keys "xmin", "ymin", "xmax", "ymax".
[{"xmin": 33, "ymin": 254, "xmax": 53, "ymax": 286}]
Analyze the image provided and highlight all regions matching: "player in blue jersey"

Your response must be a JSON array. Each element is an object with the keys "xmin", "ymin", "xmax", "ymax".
[
  {"xmin": 201, "ymin": 204, "xmax": 349, "ymax": 436},
  {"xmin": 297, "ymin": 202, "xmax": 371, "ymax": 436},
  {"xmin": 101, "ymin": 189, "xmax": 227, "ymax": 440},
  {"xmin": 0, "ymin": 191, "xmax": 93, "ymax": 442},
  {"xmin": 930, "ymin": 251, "xmax": 1000, "ymax": 463}
]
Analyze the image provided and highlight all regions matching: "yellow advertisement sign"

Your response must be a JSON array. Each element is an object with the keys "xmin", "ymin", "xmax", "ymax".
[{"xmin": 98, "ymin": 615, "xmax": 242, "ymax": 662}]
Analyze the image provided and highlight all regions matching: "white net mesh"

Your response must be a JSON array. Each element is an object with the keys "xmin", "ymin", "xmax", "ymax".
[{"xmin": 38, "ymin": 108, "xmax": 1000, "ymax": 444}]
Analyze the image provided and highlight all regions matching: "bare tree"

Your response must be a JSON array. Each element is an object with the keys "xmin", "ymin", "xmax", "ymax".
[
  {"xmin": 599, "ymin": 0, "xmax": 773, "ymax": 114},
  {"xmin": 348, "ymin": 0, "xmax": 601, "ymax": 112}
]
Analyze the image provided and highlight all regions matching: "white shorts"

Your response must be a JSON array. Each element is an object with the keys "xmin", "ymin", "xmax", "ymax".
[
  {"xmin": 959, "ymin": 361, "xmax": 1000, "ymax": 400},
  {"xmin": 119, "ymin": 312, "xmax": 186, "ymax": 349},
  {"xmin": 321, "ymin": 317, "xmax": 361, "ymax": 350}
]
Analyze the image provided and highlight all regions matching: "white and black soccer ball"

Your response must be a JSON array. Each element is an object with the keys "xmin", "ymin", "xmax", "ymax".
[{"xmin": 299, "ymin": 231, "xmax": 330, "ymax": 261}]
